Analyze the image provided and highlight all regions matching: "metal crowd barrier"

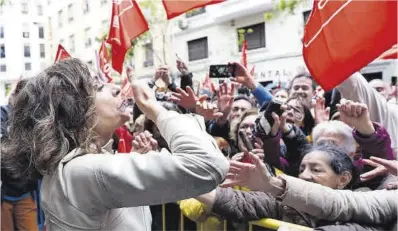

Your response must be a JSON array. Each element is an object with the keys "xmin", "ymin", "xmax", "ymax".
[{"xmin": 161, "ymin": 204, "xmax": 312, "ymax": 231}]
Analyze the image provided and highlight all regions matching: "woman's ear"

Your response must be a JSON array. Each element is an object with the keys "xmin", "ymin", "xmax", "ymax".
[{"xmin": 337, "ymin": 171, "xmax": 352, "ymax": 189}]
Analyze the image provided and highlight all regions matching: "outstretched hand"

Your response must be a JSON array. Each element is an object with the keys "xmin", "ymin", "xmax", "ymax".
[
  {"xmin": 221, "ymin": 152, "xmax": 274, "ymax": 192},
  {"xmin": 361, "ymin": 156, "xmax": 398, "ymax": 190},
  {"xmin": 169, "ymin": 86, "xmax": 205, "ymax": 110}
]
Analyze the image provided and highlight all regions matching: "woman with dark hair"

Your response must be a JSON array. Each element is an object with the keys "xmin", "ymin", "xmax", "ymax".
[
  {"xmin": 1, "ymin": 58, "xmax": 229, "ymax": 230},
  {"xmin": 285, "ymin": 95, "xmax": 315, "ymax": 136},
  {"xmin": 1, "ymin": 78, "xmax": 43, "ymax": 231},
  {"xmin": 194, "ymin": 143, "xmax": 388, "ymax": 230}
]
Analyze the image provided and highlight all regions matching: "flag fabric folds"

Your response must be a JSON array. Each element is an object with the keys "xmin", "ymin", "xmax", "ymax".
[
  {"xmin": 107, "ymin": 0, "xmax": 149, "ymax": 74},
  {"xmin": 162, "ymin": 0, "xmax": 224, "ymax": 20},
  {"xmin": 54, "ymin": 44, "xmax": 71, "ymax": 63},
  {"xmin": 98, "ymin": 41, "xmax": 113, "ymax": 83},
  {"xmin": 241, "ymin": 40, "xmax": 248, "ymax": 68},
  {"xmin": 303, "ymin": 0, "xmax": 397, "ymax": 91}
]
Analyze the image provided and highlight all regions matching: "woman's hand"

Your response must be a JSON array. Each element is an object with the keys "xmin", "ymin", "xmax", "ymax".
[
  {"xmin": 270, "ymin": 112, "xmax": 287, "ymax": 136},
  {"xmin": 131, "ymin": 130, "xmax": 158, "ymax": 154},
  {"xmin": 229, "ymin": 62, "xmax": 256, "ymax": 90},
  {"xmin": 361, "ymin": 156, "xmax": 398, "ymax": 190},
  {"xmin": 314, "ymin": 97, "xmax": 330, "ymax": 125},
  {"xmin": 169, "ymin": 86, "xmax": 205, "ymax": 110},
  {"xmin": 216, "ymin": 82, "xmax": 235, "ymax": 124},
  {"xmin": 220, "ymin": 152, "xmax": 285, "ymax": 195},
  {"xmin": 337, "ymin": 98, "xmax": 374, "ymax": 136},
  {"xmin": 130, "ymin": 69, "xmax": 166, "ymax": 122},
  {"xmin": 195, "ymin": 99, "xmax": 223, "ymax": 121}
]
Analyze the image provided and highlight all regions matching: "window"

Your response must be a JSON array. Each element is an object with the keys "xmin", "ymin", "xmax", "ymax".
[
  {"xmin": 40, "ymin": 44, "xmax": 45, "ymax": 58},
  {"xmin": 303, "ymin": 10, "xmax": 311, "ymax": 24},
  {"xmin": 21, "ymin": 3, "xmax": 28, "ymax": 14},
  {"xmin": 0, "ymin": 27, "xmax": 4, "ymax": 38},
  {"xmin": 100, "ymin": 0, "xmax": 107, "ymax": 6},
  {"xmin": 25, "ymin": 62, "xmax": 32, "ymax": 71},
  {"xmin": 22, "ymin": 23, "xmax": 29, "ymax": 38},
  {"xmin": 237, "ymin": 22, "xmax": 265, "ymax": 51},
  {"xmin": 186, "ymin": 7, "xmax": 206, "ymax": 18},
  {"xmin": 37, "ymin": 4, "xmax": 43, "ymax": 16},
  {"xmin": 143, "ymin": 43, "xmax": 154, "ymax": 67},
  {"xmin": 24, "ymin": 44, "xmax": 31, "ymax": 57},
  {"xmin": 187, "ymin": 37, "xmax": 208, "ymax": 61},
  {"xmin": 58, "ymin": 10, "xmax": 63, "ymax": 27},
  {"xmin": 0, "ymin": 64, "xmax": 6, "ymax": 72},
  {"xmin": 83, "ymin": 0, "xmax": 89, "ymax": 14},
  {"xmin": 84, "ymin": 27, "xmax": 92, "ymax": 48},
  {"xmin": 0, "ymin": 44, "xmax": 5, "ymax": 58},
  {"xmin": 69, "ymin": 34, "xmax": 75, "ymax": 52},
  {"xmin": 38, "ymin": 26, "xmax": 44, "ymax": 39},
  {"xmin": 68, "ymin": 4, "xmax": 73, "ymax": 22}
]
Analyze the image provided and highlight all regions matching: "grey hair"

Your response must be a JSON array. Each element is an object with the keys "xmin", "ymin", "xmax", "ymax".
[{"xmin": 312, "ymin": 120, "xmax": 356, "ymax": 154}]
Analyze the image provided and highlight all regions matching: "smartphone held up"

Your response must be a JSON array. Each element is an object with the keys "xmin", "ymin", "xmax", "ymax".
[{"xmin": 209, "ymin": 63, "xmax": 236, "ymax": 78}]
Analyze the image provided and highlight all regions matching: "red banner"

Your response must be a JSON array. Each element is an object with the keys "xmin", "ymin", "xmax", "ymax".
[
  {"xmin": 303, "ymin": 0, "xmax": 397, "ymax": 91},
  {"xmin": 107, "ymin": 0, "xmax": 149, "ymax": 74},
  {"xmin": 241, "ymin": 40, "xmax": 247, "ymax": 68},
  {"xmin": 98, "ymin": 42, "xmax": 113, "ymax": 83},
  {"xmin": 162, "ymin": 0, "xmax": 224, "ymax": 20},
  {"xmin": 54, "ymin": 44, "xmax": 71, "ymax": 63}
]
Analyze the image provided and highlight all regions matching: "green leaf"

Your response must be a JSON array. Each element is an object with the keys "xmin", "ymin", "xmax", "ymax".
[{"xmin": 264, "ymin": 12, "xmax": 273, "ymax": 21}]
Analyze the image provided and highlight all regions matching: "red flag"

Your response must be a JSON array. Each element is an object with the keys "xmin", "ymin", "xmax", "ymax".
[
  {"xmin": 241, "ymin": 40, "xmax": 247, "ymax": 68},
  {"xmin": 303, "ymin": 0, "xmax": 397, "ymax": 91},
  {"xmin": 162, "ymin": 0, "xmax": 224, "ymax": 20},
  {"xmin": 107, "ymin": 0, "xmax": 149, "ymax": 74},
  {"xmin": 250, "ymin": 65, "xmax": 255, "ymax": 76},
  {"xmin": 54, "ymin": 44, "xmax": 71, "ymax": 63},
  {"xmin": 379, "ymin": 44, "xmax": 398, "ymax": 60},
  {"xmin": 98, "ymin": 42, "xmax": 113, "ymax": 83}
]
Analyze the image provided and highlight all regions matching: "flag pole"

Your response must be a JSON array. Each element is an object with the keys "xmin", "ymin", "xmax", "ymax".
[{"xmin": 95, "ymin": 50, "xmax": 106, "ymax": 82}]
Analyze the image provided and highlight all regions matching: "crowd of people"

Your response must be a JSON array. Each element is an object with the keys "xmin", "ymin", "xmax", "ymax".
[{"xmin": 0, "ymin": 56, "xmax": 397, "ymax": 231}]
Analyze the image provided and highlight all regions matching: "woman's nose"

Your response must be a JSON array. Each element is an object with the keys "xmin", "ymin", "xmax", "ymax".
[{"xmin": 299, "ymin": 169, "xmax": 313, "ymax": 182}]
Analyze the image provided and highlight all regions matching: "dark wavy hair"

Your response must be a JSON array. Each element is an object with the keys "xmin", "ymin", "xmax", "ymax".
[{"xmin": 1, "ymin": 58, "xmax": 97, "ymax": 185}]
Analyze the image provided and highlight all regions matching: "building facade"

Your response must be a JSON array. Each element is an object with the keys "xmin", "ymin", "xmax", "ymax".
[
  {"xmin": 0, "ymin": 0, "xmax": 51, "ymax": 104},
  {"xmin": 133, "ymin": 0, "xmax": 397, "ymax": 86},
  {"xmin": 0, "ymin": 0, "xmax": 396, "ymax": 104}
]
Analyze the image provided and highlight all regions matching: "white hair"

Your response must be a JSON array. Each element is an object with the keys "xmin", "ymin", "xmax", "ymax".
[{"xmin": 312, "ymin": 120, "xmax": 356, "ymax": 154}]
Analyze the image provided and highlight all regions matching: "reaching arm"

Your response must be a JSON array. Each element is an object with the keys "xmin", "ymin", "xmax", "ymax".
[
  {"xmin": 279, "ymin": 175, "xmax": 398, "ymax": 225},
  {"xmin": 336, "ymin": 72, "xmax": 398, "ymax": 149},
  {"xmin": 64, "ymin": 112, "xmax": 229, "ymax": 213},
  {"xmin": 200, "ymin": 187, "xmax": 279, "ymax": 223}
]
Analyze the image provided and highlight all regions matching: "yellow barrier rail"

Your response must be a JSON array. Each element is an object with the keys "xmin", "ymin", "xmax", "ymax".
[
  {"xmin": 249, "ymin": 218, "xmax": 313, "ymax": 231},
  {"xmin": 161, "ymin": 204, "xmax": 311, "ymax": 231}
]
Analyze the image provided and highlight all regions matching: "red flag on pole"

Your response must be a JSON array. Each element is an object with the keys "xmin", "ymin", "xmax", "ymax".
[
  {"xmin": 54, "ymin": 44, "xmax": 71, "ymax": 63},
  {"xmin": 98, "ymin": 41, "xmax": 113, "ymax": 83},
  {"xmin": 303, "ymin": 0, "xmax": 397, "ymax": 91},
  {"xmin": 241, "ymin": 40, "xmax": 247, "ymax": 68},
  {"xmin": 162, "ymin": 0, "xmax": 224, "ymax": 20},
  {"xmin": 250, "ymin": 65, "xmax": 255, "ymax": 76},
  {"xmin": 107, "ymin": 0, "xmax": 149, "ymax": 74}
]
